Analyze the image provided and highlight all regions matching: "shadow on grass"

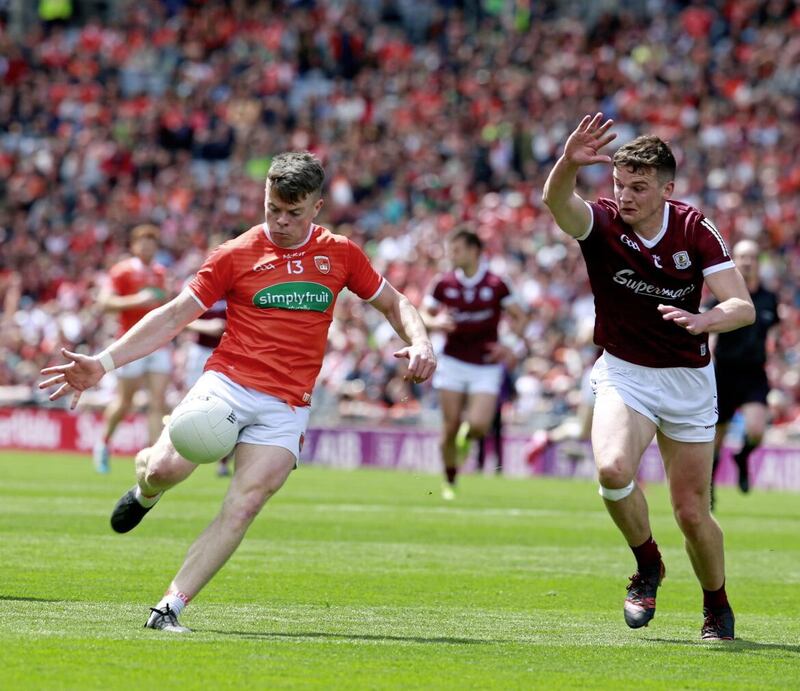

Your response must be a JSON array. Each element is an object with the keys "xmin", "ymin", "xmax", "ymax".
[
  {"xmin": 203, "ymin": 629, "xmax": 505, "ymax": 645},
  {"xmin": 0, "ymin": 595, "xmax": 71, "ymax": 603},
  {"xmin": 650, "ymin": 637, "xmax": 800, "ymax": 655}
]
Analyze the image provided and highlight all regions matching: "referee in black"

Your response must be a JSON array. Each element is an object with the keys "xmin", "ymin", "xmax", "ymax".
[{"xmin": 711, "ymin": 239, "xmax": 780, "ymax": 508}]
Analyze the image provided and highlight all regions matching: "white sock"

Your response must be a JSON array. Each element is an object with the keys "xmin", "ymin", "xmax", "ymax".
[
  {"xmin": 155, "ymin": 592, "xmax": 187, "ymax": 617},
  {"xmin": 134, "ymin": 486, "xmax": 162, "ymax": 508}
]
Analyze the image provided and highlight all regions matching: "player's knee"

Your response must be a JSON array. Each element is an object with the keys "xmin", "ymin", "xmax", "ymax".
[
  {"xmin": 598, "ymin": 480, "xmax": 635, "ymax": 501},
  {"xmin": 139, "ymin": 446, "xmax": 185, "ymax": 488},
  {"xmin": 222, "ymin": 490, "xmax": 268, "ymax": 532},
  {"xmin": 466, "ymin": 421, "xmax": 490, "ymax": 438},
  {"xmin": 441, "ymin": 424, "xmax": 460, "ymax": 441},
  {"xmin": 596, "ymin": 463, "xmax": 634, "ymax": 493},
  {"xmin": 672, "ymin": 499, "xmax": 708, "ymax": 535}
]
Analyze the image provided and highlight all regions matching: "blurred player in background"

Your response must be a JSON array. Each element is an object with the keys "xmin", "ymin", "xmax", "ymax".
[
  {"xmin": 421, "ymin": 229, "xmax": 527, "ymax": 500},
  {"xmin": 711, "ymin": 239, "xmax": 780, "ymax": 506},
  {"xmin": 93, "ymin": 224, "xmax": 171, "ymax": 473},
  {"xmin": 40, "ymin": 152, "xmax": 436, "ymax": 633},
  {"xmin": 543, "ymin": 113, "xmax": 754, "ymax": 640},
  {"xmin": 476, "ymin": 367, "xmax": 514, "ymax": 475}
]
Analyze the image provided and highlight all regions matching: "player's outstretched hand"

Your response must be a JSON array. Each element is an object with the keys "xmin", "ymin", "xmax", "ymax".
[
  {"xmin": 39, "ymin": 348, "xmax": 105, "ymax": 409},
  {"xmin": 563, "ymin": 112, "xmax": 617, "ymax": 167},
  {"xmin": 394, "ymin": 341, "xmax": 437, "ymax": 384},
  {"xmin": 657, "ymin": 304, "xmax": 707, "ymax": 335}
]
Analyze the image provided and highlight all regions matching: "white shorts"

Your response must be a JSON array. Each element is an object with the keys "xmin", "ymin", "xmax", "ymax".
[
  {"xmin": 432, "ymin": 354, "xmax": 503, "ymax": 395},
  {"xmin": 184, "ymin": 342, "xmax": 215, "ymax": 389},
  {"xmin": 590, "ymin": 352, "xmax": 717, "ymax": 443},
  {"xmin": 116, "ymin": 346, "xmax": 173, "ymax": 379},
  {"xmin": 185, "ymin": 370, "xmax": 310, "ymax": 461}
]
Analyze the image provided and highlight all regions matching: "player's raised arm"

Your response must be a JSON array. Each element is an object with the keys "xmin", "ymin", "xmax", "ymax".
[
  {"xmin": 40, "ymin": 288, "xmax": 205, "ymax": 408},
  {"xmin": 542, "ymin": 112, "xmax": 617, "ymax": 238},
  {"xmin": 369, "ymin": 282, "xmax": 436, "ymax": 384}
]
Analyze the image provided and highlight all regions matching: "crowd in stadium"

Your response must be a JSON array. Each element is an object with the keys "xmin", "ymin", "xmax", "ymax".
[{"xmin": 1, "ymin": 0, "xmax": 799, "ymax": 439}]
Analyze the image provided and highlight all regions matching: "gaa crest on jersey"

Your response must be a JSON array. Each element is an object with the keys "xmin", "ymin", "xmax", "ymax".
[
  {"xmin": 314, "ymin": 256, "xmax": 331, "ymax": 274},
  {"xmin": 672, "ymin": 251, "xmax": 691, "ymax": 270},
  {"xmin": 479, "ymin": 286, "xmax": 493, "ymax": 301}
]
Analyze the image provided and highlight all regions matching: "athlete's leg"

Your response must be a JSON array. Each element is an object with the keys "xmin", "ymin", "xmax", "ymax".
[
  {"xmin": 135, "ymin": 424, "xmax": 199, "ymax": 496},
  {"xmin": 658, "ymin": 433, "xmax": 724, "ymax": 590},
  {"xmin": 712, "ymin": 422, "xmax": 727, "ymax": 479},
  {"xmin": 165, "ymin": 443, "xmax": 295, "ymax": 599},
  {"xmin": 593, "ymin": 391, "xmax": 663, "ymax": 629},
  {"xmin": 710, "ymin": 421, "xmax": 728, "ymax": 509},
  {"xmin": 592, "ymin": 390, "xmax": 657, "ymax": 546},
  {"xmin": 439, "ymin": 388, "xmax": 467, "ymax": 491},
  {"xmin": 93, "ymin": 375, "xmax": 140, "ymax": 472},
  {"xmin": 102, "ymin": 375, "xmax": 140, "ymax": 443},
  {"xmin": 734, "ymin": 401, "xmax": 768, "ymax": 492},
  {"xmin": 145, "ymin": 371, "xmax": 170, "ymax": 446},
  {"xmin": 461, "ymin": 392, "xmax": 499, "ymax": 440}
]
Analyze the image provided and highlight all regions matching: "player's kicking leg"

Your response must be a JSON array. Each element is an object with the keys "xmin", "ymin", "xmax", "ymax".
[
  {"xmin": 110, "ymin": 425, "xmax": 197, "ymax": 533},
  {"xmin": 144, "ymin": 442, "xmax": 296, "ymax": 632}
]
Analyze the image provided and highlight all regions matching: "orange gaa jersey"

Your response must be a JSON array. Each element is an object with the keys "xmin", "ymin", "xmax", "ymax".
[
  {"xmin": 188, "ymin": 223, "xmax": 385, "ymax": 407},
  {"xmin": 109, "ymin": 257, "xmax": 168, "ymax": 336}
]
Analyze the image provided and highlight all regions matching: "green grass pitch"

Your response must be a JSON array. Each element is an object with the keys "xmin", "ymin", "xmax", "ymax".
[{"xmin": 1, "ymin": 451, "xmax": 798, "ymax": 689}]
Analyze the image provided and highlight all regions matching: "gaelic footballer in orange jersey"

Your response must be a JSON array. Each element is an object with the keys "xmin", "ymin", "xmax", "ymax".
[
  {"xmin": 188, "ymin": 223, "xmax": 384, "ymax": 407},
  {"xmin": 39, "ymin": 151, "xmax": 435, "ymax": 635},
  {"xmin": 109, "ymin": 255, "xmax": 169, "ymax": 337}
]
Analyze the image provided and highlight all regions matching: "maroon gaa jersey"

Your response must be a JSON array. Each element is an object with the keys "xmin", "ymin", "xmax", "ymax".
[
  {"xmin": 580, "ymin": 198, "xmax": 735, "ymax": 368},
  {"xmin": 425, "ymin": 264, "xmax": 516, "ymax": 365}
]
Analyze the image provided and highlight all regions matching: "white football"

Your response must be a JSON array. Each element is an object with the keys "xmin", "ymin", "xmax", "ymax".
[{"xmin": 168, "ymin": 395, "xmax": 238, "ymax": 464}]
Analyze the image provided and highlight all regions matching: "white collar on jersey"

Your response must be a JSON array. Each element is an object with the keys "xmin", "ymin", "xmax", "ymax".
[
  {"xmin": 262, "ymin": 223, "xmax": 315, "ymax": 250},
  {"xmin": 455, "ymin": 261, "xmax": 488, "ymax": 287},
  {"xmin": 634, "ymin": 203, "xmax": 670, "ymax": 249}
]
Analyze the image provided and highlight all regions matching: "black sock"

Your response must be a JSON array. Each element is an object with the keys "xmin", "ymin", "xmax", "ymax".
[
  {"xmin": 631, "ymin": 535, "xmax": 661, "ymax": 573},
  {"xmin": 445, "ymin": 466, "xmax": 457, "ymax": 484},
  {"xmin": 734, "ymin": 440, "xmax": 758, "ymax": 467},
  {"xmin": 703, "ymin": 583, "xmax": 730, "ymax": 611}
]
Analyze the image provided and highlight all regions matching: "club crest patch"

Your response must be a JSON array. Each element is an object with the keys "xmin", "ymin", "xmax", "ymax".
[
  {"xmin": 314, "ymin": 256, "xmax": 331, "ymax": 274},
  {"xmin": 672, "ymin": 251, "xmax": 691, "ymax": 270}
]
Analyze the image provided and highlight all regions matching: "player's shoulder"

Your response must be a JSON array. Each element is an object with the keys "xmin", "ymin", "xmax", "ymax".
[
  {"xmin": 667, "ymin": 199, "xmax": 707, "ymax": 230},
  {"xmin": 433, "ymin": 270, "xmax": 457, "ymax": 287},
  {"xmin": 220, "ymin": 224, "xmax": 264, "ymax": 251},
  {"xmin": 589, "ymin": 197, "xmax": 622, "ymax": 228},
  {"xmin": 483, "ymin": 268, "xmax": 509, "ymax": 286},
  {"xmin": 109, "ymin": 256, "xmax": 136, "ymax": 275},
  {"xmin": 310, "ymin": 224, "xmax": 354, "ymax": 251}
]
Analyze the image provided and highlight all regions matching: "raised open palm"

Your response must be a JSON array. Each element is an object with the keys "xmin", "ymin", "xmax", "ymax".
[{"xmin": 563, "ymin": 113, "xmax": 617, "ymax": 166}]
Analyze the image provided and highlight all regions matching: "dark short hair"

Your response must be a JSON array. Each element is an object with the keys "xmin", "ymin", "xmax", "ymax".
[
  {"xmin": 130, "ymin": 223, "xmax": 160, "ymax": 243},
  {"xmin": 448, "ymin": 228, "xmax": 483, "ymax": 252},
  {"xmin": 613, "ymin": 135, "xmax": 676, "ymax": 183},
  {"xmin": 267, "ymin": 152, "xmax": 325, "ymax": 203}
]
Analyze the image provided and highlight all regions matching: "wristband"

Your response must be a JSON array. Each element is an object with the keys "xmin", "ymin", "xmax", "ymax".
[{"xmin": 98, "ymin": 350, "xmax": 116, "ymax": 373}]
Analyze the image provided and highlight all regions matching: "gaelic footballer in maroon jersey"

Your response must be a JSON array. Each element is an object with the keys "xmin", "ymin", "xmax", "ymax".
[
  {"xmin": 581, "ymin": 198, "xmax": 734, "ymax": 368},
  {"xmin": 421, "ymin": 229, "xmax": 528, "ymax": 500},
  {"xmin": 427, "ymin": 263, "xmax": 515, "ymax": 365},
  {"xmin": 543, "ymin": 114, "xmax": 753, "ymax": 640}
]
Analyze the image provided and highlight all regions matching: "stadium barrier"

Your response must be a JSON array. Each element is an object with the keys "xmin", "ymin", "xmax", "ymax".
[{"xmin": 2, "ymin": 407, "xmax": 799, "ymax": 491}]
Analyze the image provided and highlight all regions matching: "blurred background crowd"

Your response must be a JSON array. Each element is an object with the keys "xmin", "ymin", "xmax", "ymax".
[{"xmin": 1, "ymin": 0, "xmax": 799, "ymax": 440}]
